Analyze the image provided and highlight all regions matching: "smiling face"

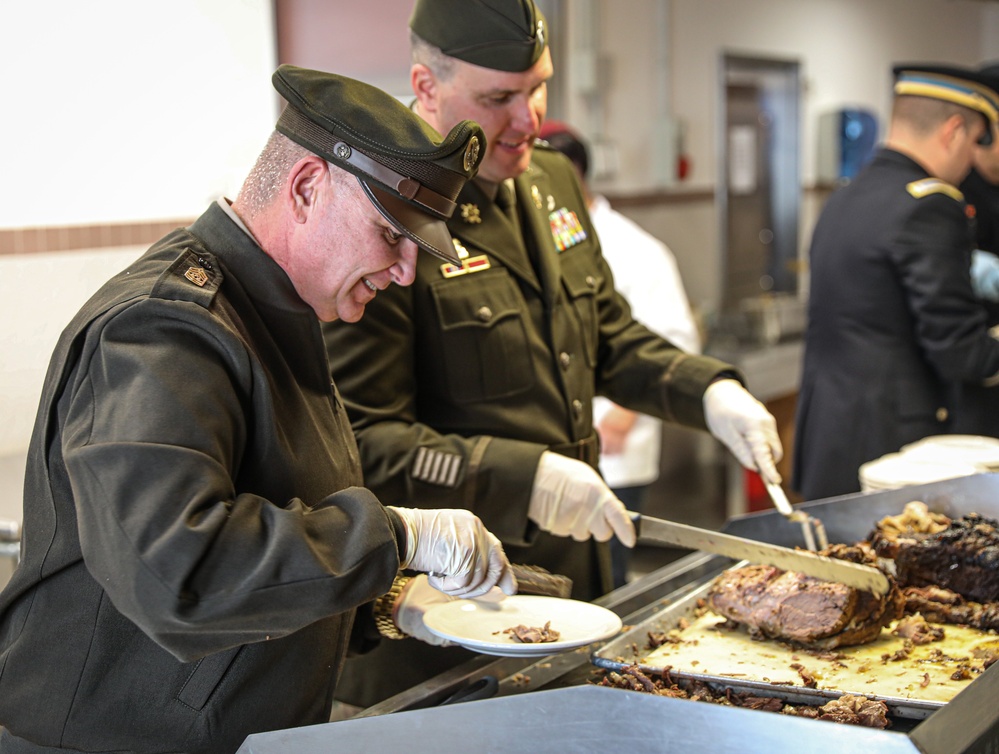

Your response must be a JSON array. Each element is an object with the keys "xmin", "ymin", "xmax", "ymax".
[
  {"xmin": 291, "ymin": 163, "xmax": 419, "ymax": 323},
  {"xmin": 417, "ymin": 48, "xmax": 553, "ymax": 184}
]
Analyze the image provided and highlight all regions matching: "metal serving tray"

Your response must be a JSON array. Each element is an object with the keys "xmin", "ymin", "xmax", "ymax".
[{"xmin": 592, "ymin": 472, "xmax": 999, "ymax": 721}]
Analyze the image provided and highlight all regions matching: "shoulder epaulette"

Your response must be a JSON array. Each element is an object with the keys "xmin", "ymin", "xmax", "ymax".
[
  {"xmin": 906, "ymin": 178, "xmax": 964, "ymax": 202},
  {"xmin": 150, "ymin": 247, "xmax": 223, "ymax": 307}
]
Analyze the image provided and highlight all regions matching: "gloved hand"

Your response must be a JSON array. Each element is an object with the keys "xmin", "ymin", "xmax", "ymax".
[
  {"xmin": 703, "ymin": 378, "xmax": 783, "ymax": 485},
  {"xmin": 971, "ymin": 249, "xmax": 999, "ymax": 302},
  {"xmin": 389, "ymin": 507, "xmax": 517, "ymax": 598},
  {"xmin": 393, "ymin": 574, "xmax": 508, "ymax": 646},
  {"xmin": 527, "ymin": 451, "xmax": 636, "ymax": 546}
]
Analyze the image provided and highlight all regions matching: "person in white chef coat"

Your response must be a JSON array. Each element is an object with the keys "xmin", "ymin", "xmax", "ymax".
[{"xmin": 540, "ymin": 120, "xmax": 702, "ymax": 586}]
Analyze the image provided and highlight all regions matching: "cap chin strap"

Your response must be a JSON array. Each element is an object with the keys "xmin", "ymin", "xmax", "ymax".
[{"xmin": 276, "ymin": 106, "xmax": 456, "ymax": 217}]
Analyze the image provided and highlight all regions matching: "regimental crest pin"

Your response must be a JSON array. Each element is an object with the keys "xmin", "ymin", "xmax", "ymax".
[
  {"xmin": 184, "ymin": 267, "xmax": 209, "ymax": 287},
  {"xmin": 461, "ymin": 203, "xmax": 482, "ymax": 224},
  {"xmin": 548, "ymin": 207, "xmax": 588, "ymax": 252}
]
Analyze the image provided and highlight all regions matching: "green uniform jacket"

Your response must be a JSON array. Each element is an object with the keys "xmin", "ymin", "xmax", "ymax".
[
  {"xmin": 0, "ymin": 203, "xmax": 403, "ymax": 754},
  {"xmin": 325, "ymin": 145, "xmax": 735, "ymax": 708},
  {"xmin": 324, "ymin": 145, "xmax": 733, "ymax": 598}
]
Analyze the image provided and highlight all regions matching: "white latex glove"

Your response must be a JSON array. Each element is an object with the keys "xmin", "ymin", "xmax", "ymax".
[
  {"xmin": 394, "ymin": 574, "xmax": 508, "ymax": 646},
  {"xmin": 972, "ymin": 249, "xmax": 999, "ymax": 302},
  {"xmin": 389, "ymin": 507, "xmax": 516, "ymax": 598},
  {"xmin": 703, "ymin": 378, "xmax": 783, "ymax": 485},
  {"xmin": 527, "ymin": 451, "xmax": 636, "ymax": 547}
]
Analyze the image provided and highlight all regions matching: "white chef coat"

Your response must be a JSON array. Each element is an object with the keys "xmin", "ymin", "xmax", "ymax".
[{"xmin": 590, "ymin": 194, "xmax": 701, "ymax": 488}]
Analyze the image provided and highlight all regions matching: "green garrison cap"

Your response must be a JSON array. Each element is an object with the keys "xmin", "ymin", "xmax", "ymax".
[
  {"xmin": 272, "ymin": 64, "xmax": 484, "ymax": 264},
  {"xmin": 893, "ymin": 63, "xmax": 999, "ymax": 145},
  {"xmin": 410, "ymin": 0, "xmax": 547, "ymax": 73}
]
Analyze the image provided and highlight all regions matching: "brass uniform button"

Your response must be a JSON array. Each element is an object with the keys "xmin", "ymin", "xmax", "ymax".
[
  {"xmin": 585, "ymin": 275, "xmax": 597, "ymax": 288},
  {"xmin": 936, "ymin": 407, "xmax": 948, "ymax": 422},
  {"xmin": 559, "ymin": 352, "xmax": 571, "ymax": 370},
  {"xmin": 571, "ymin": 399, "xmax": 583, "ymax": 419},
  {"xmin": 476, "ymin": 306, "xmax": 493, "ymax": 322}
]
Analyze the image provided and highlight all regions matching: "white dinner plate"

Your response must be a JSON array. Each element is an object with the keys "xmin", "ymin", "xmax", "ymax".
[
  {"xmin": 900, "ymin": 435, "xmax": 999, "ymax": 470},
  {"xmin": 423, "ymin": 595, "xmax": 623, "ymax": 657}
]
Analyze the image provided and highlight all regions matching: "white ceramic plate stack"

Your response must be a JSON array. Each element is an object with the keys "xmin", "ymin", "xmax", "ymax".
[
  {"xmin": 422, "ymin": 595, "xmax": 623, "ymax": 657},
  {"xmin": 859, "ymin": 435, "xmax": 999, "ymax": 492}
]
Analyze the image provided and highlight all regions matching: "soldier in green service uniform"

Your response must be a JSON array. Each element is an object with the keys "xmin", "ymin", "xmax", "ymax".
[
  {"xmin": 0, "ymin": 66, "xmax": 513, "ymax": 754},
  {"xmin": 325, "ymin": 0, "xmax": 783, "ymax": 707}
]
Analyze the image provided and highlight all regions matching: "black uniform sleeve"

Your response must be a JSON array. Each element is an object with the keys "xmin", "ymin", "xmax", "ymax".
[
  {"xmin": 891, "ymin": 194, "xmax": 999, "ymax": 384},
  {"xmin": 62, "ymin": 298, "xmax": 401, "ymax": 662}
]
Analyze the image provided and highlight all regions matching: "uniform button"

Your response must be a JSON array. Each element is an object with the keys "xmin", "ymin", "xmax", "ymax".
[
  {"xmin": 571, "ymin": 399, "xmax": 583, "ymax": 418},
  {"xmin": 585, "ymin": 275, "xmax": 597, "ymax": 288},
  {"xmin": 476, "ymin": 306, "xmax": 493, "ymax": 322},
  {"xmin": 936, "ymin": 407, "xmax": 948, "ymax": 422},
  {"xmin": 559, "ymin": 352, "xmax": 571, "ymax": 370}
]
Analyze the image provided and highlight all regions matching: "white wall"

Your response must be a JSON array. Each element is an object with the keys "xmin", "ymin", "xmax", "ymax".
[{"xmin": 0, "ymin": 0, "xmax": 277, "ymax": 228}]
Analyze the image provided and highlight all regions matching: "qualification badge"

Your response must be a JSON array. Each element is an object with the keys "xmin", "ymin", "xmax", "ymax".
[
  {"xmin": 460, "ymin": 203, "xmax": 482, "ymax": 224},
  {"xmin": 548, "ymin": 208, "xmax": 587, "ymax": 252}
]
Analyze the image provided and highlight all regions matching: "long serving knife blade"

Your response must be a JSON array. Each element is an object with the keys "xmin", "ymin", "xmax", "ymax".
[{"xmin": 633, "ymin": 514, "xmax": 890, "ymax": 595}]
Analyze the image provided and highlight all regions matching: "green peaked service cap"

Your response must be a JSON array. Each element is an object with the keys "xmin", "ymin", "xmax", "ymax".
[{"xmin": 272, "ymin": 64, "xmax": 485, "ymax": 264}]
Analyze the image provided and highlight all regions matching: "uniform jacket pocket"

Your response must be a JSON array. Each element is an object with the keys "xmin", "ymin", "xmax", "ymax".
[{"xmin": 431, "ymin": 270, "xmax": 535, "ymax": 402}]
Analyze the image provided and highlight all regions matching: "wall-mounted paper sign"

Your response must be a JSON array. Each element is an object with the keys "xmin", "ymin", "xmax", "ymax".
[{"xmin": 728, "ymin": 125, "xmax": 758, "ymax": 195}]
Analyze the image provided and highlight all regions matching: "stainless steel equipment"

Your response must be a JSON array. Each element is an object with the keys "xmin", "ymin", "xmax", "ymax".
[
  {"xmin": 238, "ymin": 474, "xmax": 999, "ymax": 754},
  {"xmin": 764, "ymin": 477, "xmax": 827, "ymax": 549}
]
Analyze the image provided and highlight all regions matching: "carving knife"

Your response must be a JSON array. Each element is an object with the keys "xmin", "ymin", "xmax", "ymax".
[{"xmin": 632, "ymin": 514, "xmax": 890, "ymax": 595}]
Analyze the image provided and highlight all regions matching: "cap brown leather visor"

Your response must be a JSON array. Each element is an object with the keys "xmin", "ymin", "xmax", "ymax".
[{"xmin": 361, "ymin": 180, "xmax": 461, "ymax": 265}]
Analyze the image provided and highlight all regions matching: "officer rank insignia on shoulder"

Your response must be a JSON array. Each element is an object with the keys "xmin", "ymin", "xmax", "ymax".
[
  {"xmin": 549, "ymin": 207, "xmax": 587, "ymax": 252},
  {"xmin": 906, "ymin": 178, "xmax": 964, "ymax": 202}
]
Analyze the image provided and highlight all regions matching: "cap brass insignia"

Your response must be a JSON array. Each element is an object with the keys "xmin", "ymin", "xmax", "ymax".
[
  {"xmin": 531, "ymin": 185, "xmax": 543, "ymax": 209},
  {"xmin": 461, "ymin": 203, "xmax": 482, "ymax": 224},
  {"xmin": 184, "ymin": 267, "xmax": 209, "ymax": 287},
  {"xmin": 463, "ymin": 135, "xmax": 481, "ymax": 173},
  {"xmin": 537, "ymin": 20, "xmax": 545, "ymax": 47}
]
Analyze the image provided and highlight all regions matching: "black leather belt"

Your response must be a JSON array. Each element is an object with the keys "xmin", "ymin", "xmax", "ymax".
[{"xmin": 549, "ymin": 435, "xmax": 600, "ymax": 467}]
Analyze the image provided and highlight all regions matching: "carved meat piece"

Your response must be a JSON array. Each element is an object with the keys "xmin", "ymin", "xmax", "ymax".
[
  {"xmin": 902, "ymin": 585, "xmax": 999, "ymax": 631},
  {"xmin": 871, "ymin": 510, "xmax": 999, "ymax": 603},
  {"xmin": 707, "ymin": 545, "xmax": 903, "ymax": 649},
  {"xmin": 502, "ymin": 621, "xmax": 560, "ymax": 643}
]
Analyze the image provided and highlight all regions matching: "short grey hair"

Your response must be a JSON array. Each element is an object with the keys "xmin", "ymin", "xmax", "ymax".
[
  {"xmin": 411, "ymin": 30, "xmax": 456, "ymax": 82},
  {"xmin": 236, "ymin": 131, "xmax": 313, "ymax": 217}
]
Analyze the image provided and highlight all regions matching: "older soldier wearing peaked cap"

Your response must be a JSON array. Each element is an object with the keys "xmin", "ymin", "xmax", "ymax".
[
  {"xmin": 325, "ymin": 0, "xmax": 784, "ymax": 707},
  {"xmin": 0, "ymin": 65, "xmax": 514, "ymax": 754},
  {"xmin": 794, "ymin": 63, "xmax": 999, "ymax": 501}
]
